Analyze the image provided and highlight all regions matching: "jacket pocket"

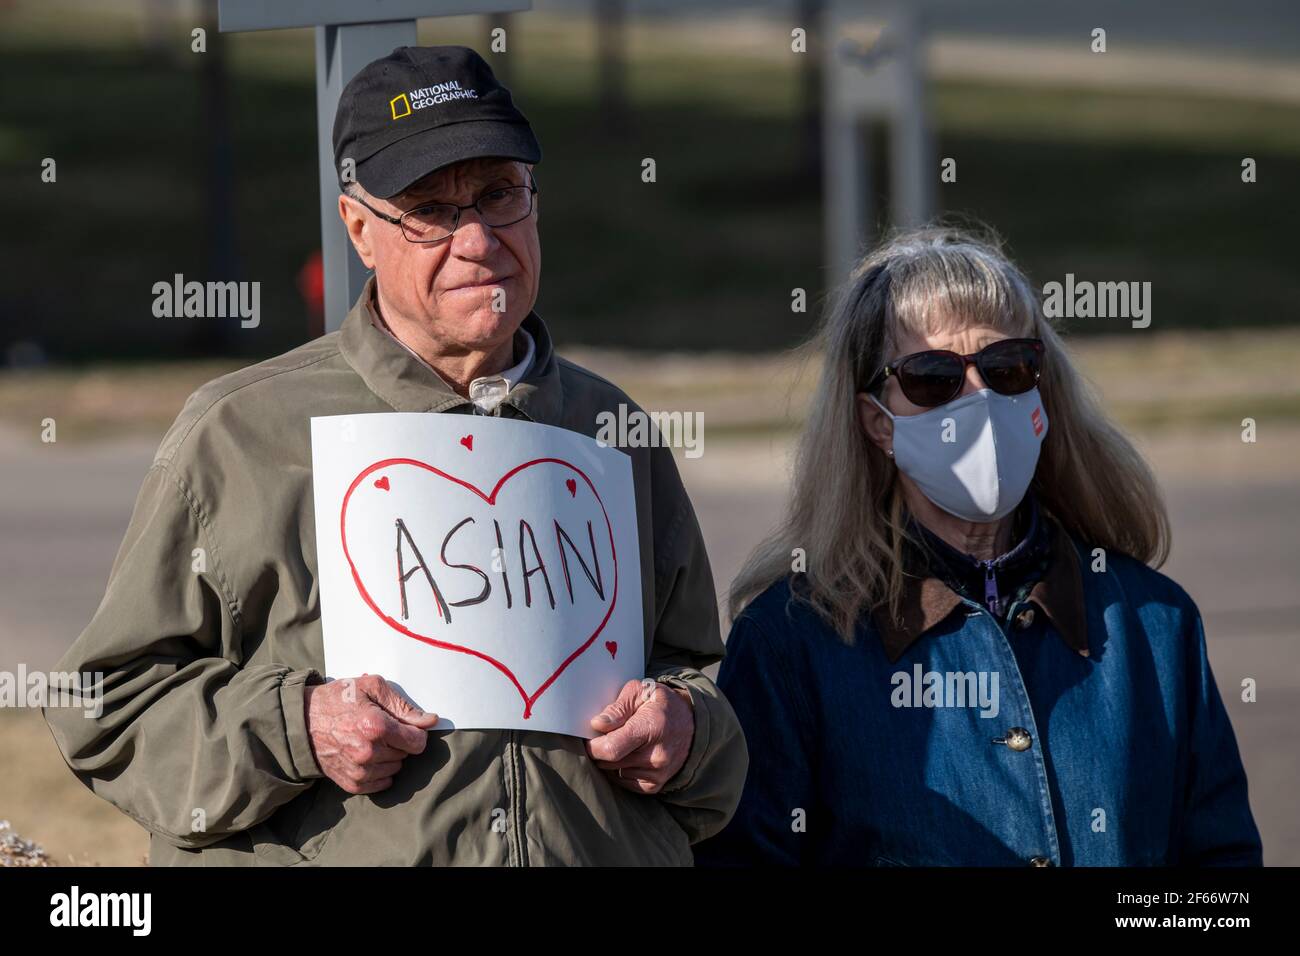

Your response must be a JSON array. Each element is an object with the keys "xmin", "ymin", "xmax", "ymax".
[
  {"xmin": 620, "ymin": 790, "xmax": 693, "ymax": 865},
  {"xmin": 250, "ymin": 781, "xmax": 342, "ymax": 866}
]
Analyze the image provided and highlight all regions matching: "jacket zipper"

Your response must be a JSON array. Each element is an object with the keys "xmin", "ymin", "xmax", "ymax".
[
  {"xmin": 506, "ymin": 729, "xmax": 529, "ymax": 866},
  {"xmin": 979, "ymin": 560, "xmax": 1001, "ymax": 618},
  {"xmin": 429, "ymin": 398, "xmax": 527, "ymax": 861},
  {"xmin": 488, "ymin": 399, "xmax": 530, "ymax": 865}
]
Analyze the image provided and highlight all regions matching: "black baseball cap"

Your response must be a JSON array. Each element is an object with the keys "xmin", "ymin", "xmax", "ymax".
[{"xmin": 332, "ymin": 45, "xmax": 541, "ymax": 199}]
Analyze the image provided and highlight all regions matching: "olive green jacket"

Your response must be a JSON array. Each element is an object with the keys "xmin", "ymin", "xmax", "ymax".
[{"xmin": 43, "ymin": 280, "xmax": 747, "ymax": 865}]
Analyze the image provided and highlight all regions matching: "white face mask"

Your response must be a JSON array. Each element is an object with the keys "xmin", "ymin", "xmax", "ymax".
[{"xmin": 869, "ymin": 387, "xmax": 1049, "ymax": 523}]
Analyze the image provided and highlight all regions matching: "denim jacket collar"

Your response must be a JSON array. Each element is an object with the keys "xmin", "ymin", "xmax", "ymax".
[
  {"xmin": 337, "ymin": 275, "xmax": 565, "ymax": 425},
  {"xmin": 870, "ymin": 509, "xmax": 1089, "ymax": 662}
]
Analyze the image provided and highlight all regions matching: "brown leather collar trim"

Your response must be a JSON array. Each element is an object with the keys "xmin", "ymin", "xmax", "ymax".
[
  {"xmin": 1028, "ymin": 518, "xmax": 1090, "ymax": 658},
  {"xmin": 871, "ymin": 514, "xmax": 1089, "ymax": 662}
]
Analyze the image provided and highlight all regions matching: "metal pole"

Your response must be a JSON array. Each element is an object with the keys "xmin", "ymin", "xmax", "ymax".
[
  {"xmin": 822, "ymin": 0, "xmax": 932, "ymax": 278},
  {"xmin": 889, "ymin": 3, "xmax": 930, "ymax": 230},
  {"xmin": 315, "ymin": 21, "xmax": 419, "ymax": 332},
  {"xmin": 823, "ymin": 106, "xmax": 865, "ymax": 283}
]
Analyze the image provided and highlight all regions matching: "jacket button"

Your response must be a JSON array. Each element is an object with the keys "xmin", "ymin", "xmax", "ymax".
[
  {"xmin": 1029, "ymin": 857, "xmax": 1053, "ymax": 867},
  {"xmin": 1015, "ymin": 607, "xmax": 1036, "ymax": 629},
  {"xmin": 1004, "ymin": 727, "xmax": 1033, "ymax": 751}
]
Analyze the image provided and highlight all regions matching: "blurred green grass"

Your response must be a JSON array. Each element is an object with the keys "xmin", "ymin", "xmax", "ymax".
[
  {"xmin": 4, "ymin": 328, "xmax": 1298, "ymax": 441},
  {"xmin": 0, "ymin": 6, "xmax": 1298, "ymax": 362}
]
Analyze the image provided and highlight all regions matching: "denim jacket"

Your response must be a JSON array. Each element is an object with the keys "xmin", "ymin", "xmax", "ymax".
[{"xmin": 694, "ymin": 513, "xmax": 1262, "ymax": 866}]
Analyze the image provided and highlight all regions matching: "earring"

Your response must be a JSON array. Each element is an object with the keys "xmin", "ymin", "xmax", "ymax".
[{"xmin": 886, "ymin": 448, "xmax": 895, "ymax": 458}]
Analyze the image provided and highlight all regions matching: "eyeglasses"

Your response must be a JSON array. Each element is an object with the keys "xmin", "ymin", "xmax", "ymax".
[
  {"xmin": 348, "ymin": 175, "xmax": 538, "ymax": 243},
  {"xmin": 865, "ymin": 337, "xmax": 1045, "ymax": 407}
]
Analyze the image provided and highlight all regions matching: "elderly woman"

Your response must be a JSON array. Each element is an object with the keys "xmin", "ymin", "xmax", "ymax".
[{"xmin": 694, "ymin": 227, "xmax": 1261, "ymax": 867}]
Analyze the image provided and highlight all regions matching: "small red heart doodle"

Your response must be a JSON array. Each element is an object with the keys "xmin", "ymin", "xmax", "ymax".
[
  {"xmin": 604, "ymin": 641, "xmax": 618, "ymax": 659},
  {"xmin": 460, "ymin": 434, "xmax": 474, "ymax": 451},
  {"xmin": 565, "ymin": 478, "xmax": 577, "ymax": 497},
  {"xmin": 373, "ymin": 476, "xmax": 390, "ymax": 491}
]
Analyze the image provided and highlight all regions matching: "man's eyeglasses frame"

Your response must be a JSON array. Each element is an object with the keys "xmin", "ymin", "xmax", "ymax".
[{"xmin": 345, "ymin": 173, "xmax": 538, "ymax": 243}]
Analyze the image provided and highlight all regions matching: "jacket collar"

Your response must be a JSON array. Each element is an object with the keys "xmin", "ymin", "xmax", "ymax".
[
  {"xmin": 870, "ymin": 510, "xmax": 1089, "ymax": 662},
  {"xmin": 337, "ymin": 275, "xmax": 565, "ymax": 425}
]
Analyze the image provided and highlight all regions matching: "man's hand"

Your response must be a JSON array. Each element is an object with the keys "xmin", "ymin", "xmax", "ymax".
[
  {"xmin": 304, "ymin": 673, "xmax": 440, "ymax": 795},
  {"xmin": 586, "ymin": 678, "xmax": 695, "ymax": 794}
]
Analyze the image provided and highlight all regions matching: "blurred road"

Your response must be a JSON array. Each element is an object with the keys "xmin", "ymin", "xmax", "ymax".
[{"xmin": 1, "ymin": 424, "xmax": 1296, "ymax": 864}]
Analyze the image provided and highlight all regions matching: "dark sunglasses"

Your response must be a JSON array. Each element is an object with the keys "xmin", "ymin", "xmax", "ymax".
[{"xmin": 865, "ymin": 337, "xmax": 1045, "ymax": 408}]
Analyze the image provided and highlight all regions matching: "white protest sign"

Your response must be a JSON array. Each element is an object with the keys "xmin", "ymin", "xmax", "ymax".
[{"xmin": 310, "ymin": 413, "xmax": 644, "ymax": 738}]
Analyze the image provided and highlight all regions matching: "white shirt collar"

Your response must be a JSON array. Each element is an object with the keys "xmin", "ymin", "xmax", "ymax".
[
  {"xmin": 467, "ymin": 326, "xmax": 535, "ymax": 414},
  {"xmin": 369, "ymin": 299, "xmax": 535, "ymax": 414}
]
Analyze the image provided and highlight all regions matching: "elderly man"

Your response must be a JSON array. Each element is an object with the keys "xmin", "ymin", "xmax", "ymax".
[{"xmin": 43, "ymin": 46, "xmax": 747, "ymax": 866}]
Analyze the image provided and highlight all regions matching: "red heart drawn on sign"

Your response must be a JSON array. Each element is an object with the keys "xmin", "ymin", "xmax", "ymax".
[
  {"xmin": 566, "ymin": 478, "xmax": 577, "ymax": 497},
  {"xmin": 460, "ymin": 434, "xmax": 474, "ymax": 451},
  {"xmin": 340, "ymin": 457, "xmax": 619, "ymax": 719}
]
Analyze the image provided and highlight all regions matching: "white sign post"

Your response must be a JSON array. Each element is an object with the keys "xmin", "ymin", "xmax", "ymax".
[{"xmin": 310, "ymin": 413, "xmax": 644, "ymax": 738}]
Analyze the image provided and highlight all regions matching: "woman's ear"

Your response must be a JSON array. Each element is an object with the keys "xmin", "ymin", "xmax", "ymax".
[{"xmin": 857, "ymin": 392, "xmax": 894, "ymax": 456}]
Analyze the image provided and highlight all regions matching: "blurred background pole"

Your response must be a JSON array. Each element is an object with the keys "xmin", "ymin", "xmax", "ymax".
[
  {"xmin": 796, "ymin": 0, "xmax": 825, "ymax": 189},
  {"xmin": 595, "ymin": 0, "xmax": 627, "ymax": 133},
  {"xmin": 488, "ymin": 13, "xmax": 515, "ymax": 86},
  {"xmin": 889, "ymin": 2, "xmax": 931, "ymax": 232},
  {"xmin": 197, "ymin": 0, "xmax": 237, "ymax": 354},
  {"xmin": 823, "ymin": 0, "xmax": 932, "ymax": 280},
  {"xmin": 313, "ymin": 21, "xmax": 417, "ymax": 332}
]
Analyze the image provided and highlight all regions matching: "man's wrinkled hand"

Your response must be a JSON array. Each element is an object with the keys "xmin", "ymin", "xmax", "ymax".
[
  {"xmin": 304, "ymin": 673, "xmax": 440, "ymax": 795},
  {"xmin": 586, "ymin": 678, "xmax": 695, "ymax": 794}
]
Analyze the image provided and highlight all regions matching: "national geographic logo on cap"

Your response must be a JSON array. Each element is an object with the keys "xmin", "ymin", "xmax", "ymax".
[
  {"xmin": 334, "ymin": 45, "xmax": 541, "ymax": 197},
  {"xmin": 390, "ymin": 80, "xmax": 479, "ymax": 120}
]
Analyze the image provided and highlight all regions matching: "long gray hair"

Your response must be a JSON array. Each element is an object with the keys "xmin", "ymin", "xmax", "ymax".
[{"xmin": 729, "ymin": 225, "xmax": 1170, "ymax": 641}]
